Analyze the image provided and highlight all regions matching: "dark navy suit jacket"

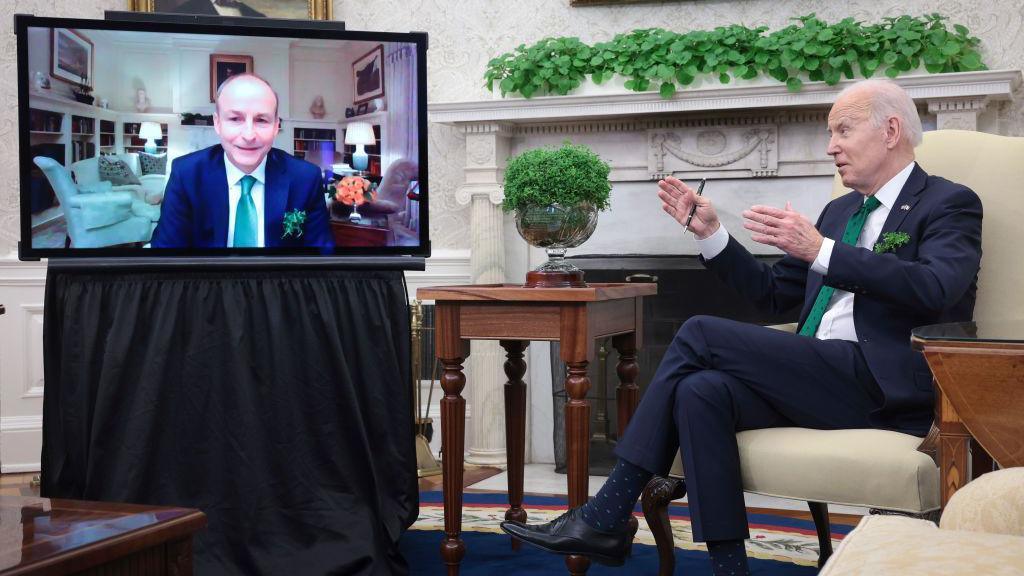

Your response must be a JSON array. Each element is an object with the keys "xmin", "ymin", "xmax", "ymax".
[
  {"xmin": 151, "ymin": 146, "xmax": 333, "ymax": 249},
  {"xmin": 701, "ymin": 164, "xmax": 983, "ymax": 434}
]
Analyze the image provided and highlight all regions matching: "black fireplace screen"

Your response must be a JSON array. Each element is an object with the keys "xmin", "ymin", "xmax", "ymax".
[{"xmin": 550, "ymin": 254, "xmax": 799, "ymax": 474}]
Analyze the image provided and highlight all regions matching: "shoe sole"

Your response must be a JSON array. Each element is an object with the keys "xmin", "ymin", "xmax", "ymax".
[{"xmin": 500, "ymin": 528, "xmax": 626, "ymax": 567}]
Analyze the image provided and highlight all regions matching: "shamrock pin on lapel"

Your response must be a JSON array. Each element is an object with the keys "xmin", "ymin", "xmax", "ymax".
[
  {"xmin": 281, "ymin": 209, "xmax": 308, "ymax": 239},
  {"xmin": 874, "ymin": 231, "xmax": 910, "ymax": 254}
]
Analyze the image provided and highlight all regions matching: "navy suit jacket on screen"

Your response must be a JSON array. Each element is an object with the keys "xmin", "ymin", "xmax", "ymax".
[
  {"xmin": 700, "ymin": 164, "xmax": 983, "ymax": 434},
  {"xmin": 151, "ymin": 145, "xmax": 333, "ymax": 249}
]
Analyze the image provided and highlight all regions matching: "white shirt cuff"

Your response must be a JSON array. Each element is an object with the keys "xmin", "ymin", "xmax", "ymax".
[
  {"xmin": 696, "ymin": 225, "xmax": 730, "ymax": 260},
  {"xmin": 811, "ymin": 237, "xmax": 835, "ymax": 275}
]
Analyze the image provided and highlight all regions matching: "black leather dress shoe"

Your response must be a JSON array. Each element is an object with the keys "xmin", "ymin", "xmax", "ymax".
[{"xmin": 500, "ymin": 507, "xmax": 633, "ymax": 566}]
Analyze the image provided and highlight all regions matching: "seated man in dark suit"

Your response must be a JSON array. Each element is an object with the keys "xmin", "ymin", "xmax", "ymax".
[
  {"xmin": 503, "ymin": 79, "xmax": 983, "ymax": 575},
  {"xmin": 151, "ymin": 73, "xmax": 332, "ymax": 248}
]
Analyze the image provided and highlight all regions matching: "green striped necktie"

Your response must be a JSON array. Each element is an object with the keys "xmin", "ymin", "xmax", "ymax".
[
  {"xmin": 233, "ymin": 175, "xmax": 258, "ymax": 248},
  {"xmin": 798, "ymin": 195, "xmax": 882, "ymax": 337}
]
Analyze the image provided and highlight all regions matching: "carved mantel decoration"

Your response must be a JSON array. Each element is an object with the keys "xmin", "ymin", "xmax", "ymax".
[
  {"xmin": 427, "ymin": 69, "xmax": 1021, "ymax": 468},
  {"xmin": 650, "ymin": 124, "xmax": 778, "ymax": 179}
]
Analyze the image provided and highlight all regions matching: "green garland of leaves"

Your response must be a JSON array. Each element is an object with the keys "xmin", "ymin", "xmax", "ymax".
[{"xmin": 484, "ymin": 14, "xmax": 986, "ymax": 99}]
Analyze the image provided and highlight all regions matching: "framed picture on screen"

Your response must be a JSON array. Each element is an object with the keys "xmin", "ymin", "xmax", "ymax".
[
  {"xmin": 209, "ymin": 53, "xmax": 254, "ymax": 102},
  {"xmin": 352, "ymin": 45, "xmax": 384, "ymax": 104},
  {"xmin": 50, "ymin": 28, "xmax": 93, "ymax": 86}
]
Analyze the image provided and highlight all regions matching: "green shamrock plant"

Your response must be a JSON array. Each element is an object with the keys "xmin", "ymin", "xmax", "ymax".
[
  {"xmin": 282, "ymin": 209, "xmax": 308, "ymax": 239},
  {"xmin": 484, "ymin": 14, "xmax": 986, "ymax": 99},
  {"xmin": 874, "ymin": 231, "xmax": 910, "ymax": 254}
]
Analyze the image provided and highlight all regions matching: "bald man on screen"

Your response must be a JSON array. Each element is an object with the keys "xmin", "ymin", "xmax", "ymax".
[{"xmin": 151, "ymin": 73, "xmax": 332, "ymax": 249}]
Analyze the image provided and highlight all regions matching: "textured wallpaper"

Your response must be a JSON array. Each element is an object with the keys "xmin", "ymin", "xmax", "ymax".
[{"xmin": 2, "ymin": 1, "xmax": 1022, "ymax": 252}]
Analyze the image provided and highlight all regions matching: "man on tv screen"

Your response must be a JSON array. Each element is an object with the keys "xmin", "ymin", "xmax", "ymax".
[{"xmin": 151, "ymin": 73, "xmax": 333, "ymax": 248}]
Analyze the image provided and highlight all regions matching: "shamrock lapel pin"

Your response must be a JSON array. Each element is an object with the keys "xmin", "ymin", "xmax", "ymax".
[
  {"xmin": 874, "ymin": 231, "xmax": 910, "ymax": 254},
  {"xmin": 281, "ymin": 209, "xmax": 308, "ymax": 239}
]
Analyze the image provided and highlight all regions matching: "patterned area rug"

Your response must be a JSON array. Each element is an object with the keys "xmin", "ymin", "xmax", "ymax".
[{"xmin": 402, "ymin": 491, "xmax": 853, "ymax": 575}]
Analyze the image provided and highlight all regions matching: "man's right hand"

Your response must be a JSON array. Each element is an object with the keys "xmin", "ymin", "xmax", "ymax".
[{"xmin": 657, "ymin": 176, "xmax": 720, "ymax": 239}]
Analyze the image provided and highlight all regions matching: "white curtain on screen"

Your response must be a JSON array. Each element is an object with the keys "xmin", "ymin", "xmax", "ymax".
[{"xmin": 382, "ymin": 44, "xmax": 418, "ymax": 172}]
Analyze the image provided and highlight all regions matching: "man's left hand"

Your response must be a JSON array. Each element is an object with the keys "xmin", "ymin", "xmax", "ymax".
[{"xmin": 743, "ymin": 202, "xmax": 823, "ymax": 263}]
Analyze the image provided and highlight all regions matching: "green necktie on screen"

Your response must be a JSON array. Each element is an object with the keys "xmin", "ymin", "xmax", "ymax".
[
  {"xmin": 798, "ymin": 195, "xmax": 882, "ymax": 337},
  {"xmin": 233, "ymin": 175, "xmax": 258, "ymax": 248}
]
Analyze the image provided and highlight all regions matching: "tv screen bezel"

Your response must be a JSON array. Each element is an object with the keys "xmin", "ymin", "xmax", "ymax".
[{"xmin": 16, "ymin": 14, "xmax": 430, "ymax": 260}]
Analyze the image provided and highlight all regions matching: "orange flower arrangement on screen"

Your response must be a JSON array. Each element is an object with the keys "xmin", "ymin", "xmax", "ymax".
[{"xmin": 334, "ymin": 175, "xmax": 376, "ymax": 206}]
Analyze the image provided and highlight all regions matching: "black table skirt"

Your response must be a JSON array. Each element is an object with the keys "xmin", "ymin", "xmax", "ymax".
[{"xmin": 41, "ymin": 267, "xmax": 417, "ymax": 575}]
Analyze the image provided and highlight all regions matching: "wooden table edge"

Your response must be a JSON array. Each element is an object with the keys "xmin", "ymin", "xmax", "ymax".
[
  {"xmin": 417, "ymin": 283, "xmax": 657, "ymax": 302},
  {"xmin": 3, "ymin": 509, "xmax": 207, "ymax": 576},
  {"xmin": 911, "ymin": 335, "xmax": 1024, "ymax": 353}
]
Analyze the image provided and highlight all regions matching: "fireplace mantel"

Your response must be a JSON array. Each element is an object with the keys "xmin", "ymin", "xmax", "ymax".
[
  {"xmin": 430, "ymin": 70, "xmax": 1021, "ymax": 124},
  {"xmin": 425, "ymin": 69, "xmax": 1020, "ymax": 468}
]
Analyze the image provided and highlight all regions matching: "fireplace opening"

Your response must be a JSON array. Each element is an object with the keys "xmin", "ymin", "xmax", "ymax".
[{"xmin": 550, "ymin": 254, "xmax": 799, "ymax": 475}]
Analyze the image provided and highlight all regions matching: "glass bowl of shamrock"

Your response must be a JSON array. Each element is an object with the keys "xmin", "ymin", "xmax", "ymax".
[{"xmin": 334, "ymin": 175, "xmax": 377, "ymax": 222}]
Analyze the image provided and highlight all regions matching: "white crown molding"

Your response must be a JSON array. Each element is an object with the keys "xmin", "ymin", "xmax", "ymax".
[{"xmin": 429, "ymin": 70, "xmax": 1022, "ymax": 125}]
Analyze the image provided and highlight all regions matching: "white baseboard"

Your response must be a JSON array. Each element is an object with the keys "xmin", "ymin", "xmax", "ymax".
[
  {"xmin": 0, "ymin": 415, "xmax": 42, "ymax": 431},
  {"xmin": 1, "ymin": 462, "xmax": 41, "ymax": 474},
  {"xmin": 1, "ymin": 416, "xmax": 43, "ymax": 473}
]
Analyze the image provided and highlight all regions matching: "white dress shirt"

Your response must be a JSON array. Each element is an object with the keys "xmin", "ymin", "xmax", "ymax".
[
  {"xmin": 224, "ymin": 154, "xmax": 267, "ymax": 248},
  {"xmin": 696, "ymin": 160, "xmax": 917, "ymax": 341}
]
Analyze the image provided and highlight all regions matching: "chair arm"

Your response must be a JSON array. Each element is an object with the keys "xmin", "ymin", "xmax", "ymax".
[
  {"xmin": 915, "ymin": 423, "xmax": 940, "ymax": 465},
  {"xmin": 764, "ymin": 320, "xmax": 938, "ymax": 462},
  {"xmin": 110, "ymin": 184, "xmax": 143, "ymax": 194},
  {"xmin": 67, "ymin": 192, "xmax": 134, "ymax": 230},
  {"xmin": 77, "ymin": 181, "xmax": 114, "ymax": 194},
  {"xmin": 66, "ymin": 192, "xmax": 134, "ymax": 209},
  {"xmin": 939, "ymin": 467, "xmax": 1024, "ymax": 536}
]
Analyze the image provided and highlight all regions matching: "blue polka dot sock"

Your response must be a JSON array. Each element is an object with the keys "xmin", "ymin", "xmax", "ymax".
[
  {"xmin": 579, "ymin": 458, "xmax": 651, "ymax": 532},
  {"xmin": 707, "ymin": 539, "xmax": 751, "ymax": 576}
]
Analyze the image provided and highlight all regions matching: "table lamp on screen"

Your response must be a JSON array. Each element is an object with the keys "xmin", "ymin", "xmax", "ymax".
[
  {"xmin": 139, "ymin": 122, "xmax": 162, "ymax": 154},
  {"xmin": 345, "ymin": 122, "xmax": 375, "ymax": 172}
]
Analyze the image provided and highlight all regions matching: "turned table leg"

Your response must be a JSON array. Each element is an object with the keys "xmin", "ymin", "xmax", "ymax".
[
  {"xmin": 436, "ymin": 304, "xmax": 470, "ymax": 575},
  {"xmin": 439, "ymin": 356, "xmax": 467, "ymax": 575},
  {"xmin": 500, "ymin": 340, "xmax": 528, "ymax": 550},
  {"xmin": 612, "ymin": 332, "xmax": 640, "ymax": 540},
  {"xmin": 564, "ymin": 359, "xmax": 591, "ymax": 576},
  {"xmin": 612, "ymin": 332, "xmax": 639, "ymax": 438}
]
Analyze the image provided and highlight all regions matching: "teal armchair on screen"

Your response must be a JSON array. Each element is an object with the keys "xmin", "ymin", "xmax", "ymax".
[{"xmin": 33, "ymin": 156, "xmax": 152, "ymax": 248}]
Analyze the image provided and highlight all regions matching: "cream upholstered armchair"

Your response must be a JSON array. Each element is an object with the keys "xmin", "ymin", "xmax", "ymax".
[
  {"xmin": 641, "ymin": 130, "xmax": 1024, "ymax": 574},
  {"xmin": 363, "ymin": 158, "xmax": 419, "ymax": 245},
  {"xmin": 819, "ymin": 467, "xmax": 1024, "ymax": 574}
]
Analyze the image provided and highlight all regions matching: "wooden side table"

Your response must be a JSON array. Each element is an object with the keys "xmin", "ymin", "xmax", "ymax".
[
  {"xmin": 0, "ymin": 496, "xmax": 205, "ymax": 575},
  {"xmin": 417, "ymin": 283, "xmax": 656, "ymax": 576},
  {"xmin": 912, "ymin": 320, "xmax": 1024, "ymax": 506},
  {"xmin": 330, "ymin": 219, "xmax": 394, "ymax": 247}
]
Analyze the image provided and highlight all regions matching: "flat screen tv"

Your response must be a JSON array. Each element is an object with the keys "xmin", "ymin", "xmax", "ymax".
[{"xmin": 16, "ymin": 14, "xmax": 428, "ymax": 260}]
